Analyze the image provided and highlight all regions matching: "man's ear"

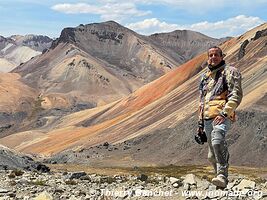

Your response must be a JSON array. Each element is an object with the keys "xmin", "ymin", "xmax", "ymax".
[{"xmin": 207, "ymin": 59, "xmax": 211, "ymax": 65}]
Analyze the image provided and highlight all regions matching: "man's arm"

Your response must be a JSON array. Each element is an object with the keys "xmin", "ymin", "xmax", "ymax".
[
  {"xmin": 198, "ymin": 75, "xmax": 205, "ymax": 131},
  {"xmin": 222, "ymin": 66, "xmax": 243, "ymax": 116}
]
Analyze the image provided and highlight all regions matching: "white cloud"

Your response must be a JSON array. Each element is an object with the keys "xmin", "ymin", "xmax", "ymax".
[
  {"xmin": 127, "ymin": 15, "xmax": 265, "ymax": 38},
  {"xmin": 139, "ymin": 0, "xmax": 221, "ymax": 12},
  {"xmin": 94, "ymin": 0, "xmax": 267, "ymax": 13},
  {"xmin": 130, "ymin": 0, "xmax": 267, "ymax": 9},
  {"xmin": 52, "ymin": 3, "xmax": 99, "ymax": 14},
  {"xmin": 51, "ymin": 3, "xmax": 151, "ymax": 22},
  {"xmin": 127, "ymin": 18, "xmax": 180, "ymax": 33},
  {"xmin": 189, "ymin": 15, "xmax": 265, "ymax": 38}
]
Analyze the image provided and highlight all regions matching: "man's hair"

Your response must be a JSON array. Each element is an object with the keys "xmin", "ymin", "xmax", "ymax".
[{"xmin": 208, "ymin": 46, "xmax": 223, "ymax": 57}]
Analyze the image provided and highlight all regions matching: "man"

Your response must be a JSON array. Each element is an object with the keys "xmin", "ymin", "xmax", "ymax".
[{"xmin": 198, "ymin": 46, "xmax": 243, "ymax": 188}]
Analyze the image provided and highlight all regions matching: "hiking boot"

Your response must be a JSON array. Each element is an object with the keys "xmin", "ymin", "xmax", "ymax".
[{"xmin": 211, "ymin": 174, "xmax": 228, "ymax": 188}]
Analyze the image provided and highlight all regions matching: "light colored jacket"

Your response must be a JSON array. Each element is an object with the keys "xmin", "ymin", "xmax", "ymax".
[{"xmin": 198, "ymin": 62, "xmax": 243, "ymax": 122}]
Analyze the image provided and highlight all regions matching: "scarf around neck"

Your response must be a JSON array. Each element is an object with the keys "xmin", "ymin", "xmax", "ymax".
[{"xmin": 208, "ymin": 60, "xmax": 225, "ymax": 71}]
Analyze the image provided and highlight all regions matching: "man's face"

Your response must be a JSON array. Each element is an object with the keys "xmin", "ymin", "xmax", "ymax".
[{"xmin": 208, "ymin": 48, "xmax": 223, "ymax": 66}]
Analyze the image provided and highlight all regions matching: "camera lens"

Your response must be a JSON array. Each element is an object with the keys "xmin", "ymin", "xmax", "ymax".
[{"xmin": 195, "ymin": 135, "xmax": 204, "ymax": 144}]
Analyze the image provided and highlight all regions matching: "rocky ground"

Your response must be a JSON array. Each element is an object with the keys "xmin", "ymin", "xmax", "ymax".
[
  {"xmin": 0, "ymin": 145, "xmax": 49, "ymax": 172},
  {"xmin": 0, "ymin": 168, "xmax": 266, "ymax": 200}
]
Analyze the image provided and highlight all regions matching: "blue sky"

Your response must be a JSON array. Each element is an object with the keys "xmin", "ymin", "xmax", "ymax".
[{"xmin": 0, "ymin": 0, "xmax": 266, "ymax": 39}]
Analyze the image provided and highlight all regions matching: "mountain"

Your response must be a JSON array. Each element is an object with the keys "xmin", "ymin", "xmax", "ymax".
[
  {"xmin": 148, "ymin": 30, "xmax": 226, "ymax": 64},
  {"xmin": 50, "ymin": 21, "xmax": 177, "ymax": 81},
  {"xmin": 0, "ymin": 72, "xmax": 37, "ymax": 137},
  {"xmin": 2, "ymin": 21, "xmax": 265, "ymax": 167},
  {"xmin": 1, "ymin": 23, "xmax": 266, "ymax": 168},
  {"xmin": 0, "ymin": 35, "xmax": 52, "ymax": 72},
  {"xmin": 10, "ymin": 34, "xmax": 53, "ymax": 52},
  {"xmin": 0, "ymin": 36, "xmax": 12, "ymax": 50},
  {"xmin": 11, "ymin": 21, "xmax": 222, "ymax": 112},
  {"xmin": 0, "ymin": 21, "xmax": 222, "ymax": 141}
]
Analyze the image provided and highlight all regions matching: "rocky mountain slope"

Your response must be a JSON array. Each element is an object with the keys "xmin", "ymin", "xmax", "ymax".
[
  {"xmin": 0, "ymin": 35, "xmax": 52, "ymax": 72},
  {"xmin": 0, "ymin": 145, "xmax": 49, "ymax": 172},
  {"xmin": 148, "ymin": 30, "xmax": 226, "ymax": 64},
  {"xmin": 0, "ymin": 72, "xmax": 38, "ymax": 137},
  {"xmin": 0, "ymin": 21, "xmax": 222, "ymax": 140},
  {"xmin": 0, "ymin": 21, "xmax": 222, "ymax": 124},
  {"xmin": 10, "ymin": 34, "xmax": 53, "ymax": 52},
  {"xmin": 0, "ymin": 22, "xmax": 266, "ymax": 168}
]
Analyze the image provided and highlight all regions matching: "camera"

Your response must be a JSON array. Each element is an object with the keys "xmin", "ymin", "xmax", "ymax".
[{"xmin": 195, "ymin": 131, "xmax": 207, "ymax": 145}]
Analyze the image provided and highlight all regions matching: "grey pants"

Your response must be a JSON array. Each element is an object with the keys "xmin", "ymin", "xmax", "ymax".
[{"xmin": 204, "ymin": 118, "xmax": 231, "ymax": 178}]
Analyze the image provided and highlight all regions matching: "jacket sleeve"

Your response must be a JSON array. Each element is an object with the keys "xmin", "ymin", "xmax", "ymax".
[
  {"xmin": 223, "ymin": 67, "xmax": 243, "ymax": 116},
  {"xmin": 198, "ymin": 74, "xmax": 205, "ymax": 126}
]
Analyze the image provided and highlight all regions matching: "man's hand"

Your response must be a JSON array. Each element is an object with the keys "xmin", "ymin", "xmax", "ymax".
[
  {"xmin": 213, "ymin": 115, "xmax": 225, "ymax": 125},
  {"xmin": 197, "ymin": 120, "xmax": 204, "ymax": 135},
  {"xmin": 198, "ymin": 127, "xmax": 204, "ymax": 135}
]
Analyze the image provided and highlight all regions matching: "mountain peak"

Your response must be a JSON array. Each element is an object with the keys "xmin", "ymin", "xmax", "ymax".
[
  {"xmin": 51, "ymin": 21, "xmax": 134, "ymax": 49},
  {"xmin": 8, "ymin": 34, "xmax": 53, "ymax": 52},
  {"xmin": 99, "ymin": 20, "xmax": 122, "ymax": 26}
]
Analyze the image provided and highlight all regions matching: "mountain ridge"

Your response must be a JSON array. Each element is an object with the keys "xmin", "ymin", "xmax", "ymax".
[
  {"xmin": 0, "ymin": 34, "xmax": 52, "ymax": 72},
  {"xmin": 10, "ymin": 20, "xmax": 223, "ymax": 113}
]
